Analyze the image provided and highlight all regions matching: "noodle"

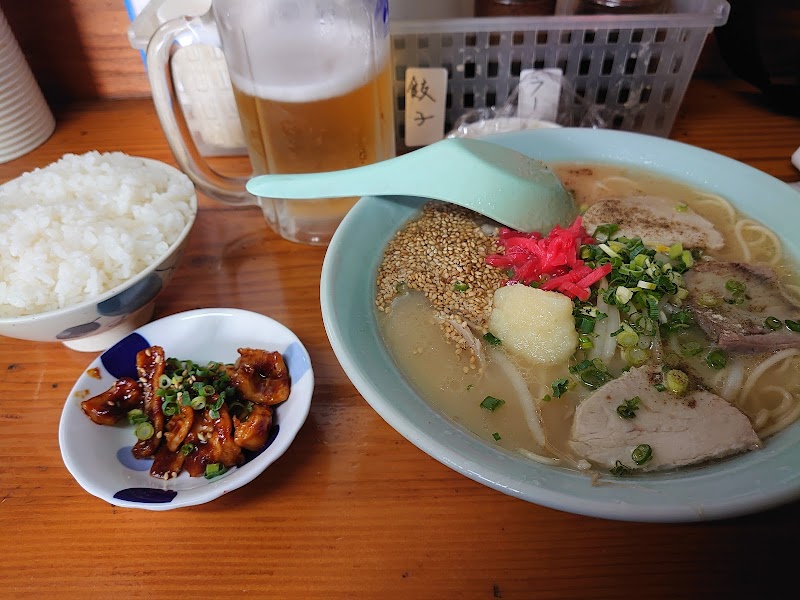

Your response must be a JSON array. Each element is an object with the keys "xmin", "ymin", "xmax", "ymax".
[{"xmin": 733, "ymin": 219, "xmax": 782, "ymax": 265}]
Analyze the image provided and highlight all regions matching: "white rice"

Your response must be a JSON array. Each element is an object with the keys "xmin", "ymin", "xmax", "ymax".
[{"xmin": 0, "ymin": 151, "xmax": 195, "ymax": 317}]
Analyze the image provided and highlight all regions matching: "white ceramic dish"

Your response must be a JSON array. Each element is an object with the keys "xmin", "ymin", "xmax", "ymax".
[
  {"xmin": 0, "ymin": 157, "xmax": 197, "ymax": 352},
  {"xmin": 59, "ymin": 308, "xmax": 314, "ymax": 510},
  {"xmin": 320, "ymin": 127, "xmax": 800, "ymax": 523}
]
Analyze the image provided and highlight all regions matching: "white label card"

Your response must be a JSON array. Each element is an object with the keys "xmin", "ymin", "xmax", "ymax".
[
  {"xmin": 404, "ymin": 67, "xmax": 448, "ymax": 147},
  {"xmin": 518, "ymin": 68, "xmax": 563, "ymax": 123}
]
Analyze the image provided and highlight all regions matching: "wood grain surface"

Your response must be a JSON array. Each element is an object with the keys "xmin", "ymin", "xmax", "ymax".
[{"xmin": 1, "ymin": 79, "xmax": 799, "ymax": 599}]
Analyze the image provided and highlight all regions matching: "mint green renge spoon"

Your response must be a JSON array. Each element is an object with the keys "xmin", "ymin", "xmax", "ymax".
[{"xmin": 245, "ymin": 137, "xmax": 578, "ymax": 233}]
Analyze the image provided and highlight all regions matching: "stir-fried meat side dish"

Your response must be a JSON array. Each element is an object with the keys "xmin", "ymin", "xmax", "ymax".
[
  {"xmin": 132, "ymin": 345, "xmax": 166, "ymax": 459},
  {"xmin": 81, "ymin": 377, "xmax": 142, "ymax": 426},
  {"xmin": 80, "ymin": 346, "xmax": 291, "ymax": 480}
]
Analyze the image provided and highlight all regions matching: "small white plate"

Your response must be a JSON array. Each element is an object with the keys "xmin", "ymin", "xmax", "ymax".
[{"xmin": 59, "ymin": 308, "xmax": 314, "ymax": 510}]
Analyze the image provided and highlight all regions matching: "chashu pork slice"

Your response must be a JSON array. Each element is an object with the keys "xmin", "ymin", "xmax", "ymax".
[
  {"xmin": 684, "ymin": 260, "xmax": 800, "ymax": 352},
  {"xmin": 582, "ymin": 195, "xmax": 724, "ymax": 251},
  {"xmin": 569, "ymin": 366, "xmax": 760, "ymax": 472}
]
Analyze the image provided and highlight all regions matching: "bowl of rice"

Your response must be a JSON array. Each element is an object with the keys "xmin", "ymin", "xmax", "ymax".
[{"xmin": 0, "ymin": 151, "xmax": 197, "ymax": 351}]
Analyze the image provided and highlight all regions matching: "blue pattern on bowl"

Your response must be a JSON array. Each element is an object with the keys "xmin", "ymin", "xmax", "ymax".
[{"xmin": 97, "ymin": 273, "xmax": 163, "ymax": 317}]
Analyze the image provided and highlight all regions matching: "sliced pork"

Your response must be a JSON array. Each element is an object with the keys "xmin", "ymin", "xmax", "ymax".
[
  {"xmin": 582, "ymin": 195, "xmax": 724, "ymax": 250},
  {"xmin": 569, "ymin": 366, "xmax": 760, "ymax": 472},
  {"xmin": 684, "ymin": 261, "xmax": 800, "ymax": 352}
]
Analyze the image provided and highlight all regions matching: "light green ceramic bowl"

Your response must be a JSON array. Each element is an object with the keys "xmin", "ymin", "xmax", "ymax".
[{"xmin": 320, "ymin": 128, "xmax": 800, "ymax": 522}]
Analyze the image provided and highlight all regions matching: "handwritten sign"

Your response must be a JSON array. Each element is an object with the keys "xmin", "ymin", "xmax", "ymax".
[
  {"xmin": 518, "ymin": 68, "xmax": 563, "ymax": 123},
  {"xmin": 404, "ymin": 67, "xmax": 448, "ymax": 147}
]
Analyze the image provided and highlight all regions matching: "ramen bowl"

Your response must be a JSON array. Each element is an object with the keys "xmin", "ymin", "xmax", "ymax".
[{"xmin": 320, "ymin": 127, "xmax": 800, "ymax": 523}]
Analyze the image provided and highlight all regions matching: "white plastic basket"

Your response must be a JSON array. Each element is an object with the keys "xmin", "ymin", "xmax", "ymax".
[{"xmin": 390, "ymin": 0, "xmax": 729, "ymax": 152}]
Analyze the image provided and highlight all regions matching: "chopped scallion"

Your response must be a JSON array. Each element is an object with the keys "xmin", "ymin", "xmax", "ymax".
[
  {"xmin": 610, "ymin": 461, "xmax": 632, "ymax": 477},
  {"xmin": 665, "ymin": 369, "xmax": 689, "ymax": 394},
  {"xmin": 134, "ymin": 421, "xmax": 154, "ymax": 441},
  {"xmin": 483, "ymin": 332, "xmax": 502, "ymax": 347},
  {"xmin": 480, "ymin": 396, "xmax": 505, "ymax": 411},
  {"xmin": 631, "ymin": 444, "xmax": 653, "ymax": 465},
  {"xmin": 706, "ymin": 349, "xmax": 727, "ymax": 370},
  {"xmin": 204, "ymin": 463, "xmax": 227, "ymax": 480}
]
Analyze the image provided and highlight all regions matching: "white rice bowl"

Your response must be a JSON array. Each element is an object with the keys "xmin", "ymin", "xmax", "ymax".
[{"xmin": 0, "ymin": 151, "xmax": 195, "ymax": 317}]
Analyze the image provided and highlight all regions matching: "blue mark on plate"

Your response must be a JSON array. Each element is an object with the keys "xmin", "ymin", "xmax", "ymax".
[
  {"xmin": 113, "ymin": 488, "xmax": 178, "ymax": 503},
  {"xmin": 101, "ymin": 333, "xmax": 151, "ymax": 379},
  {"xmin": 284, "ymin": 342, "xmax": 310, "ymax": 382},
  {"xmin": 117, "ymin": 446, "xmax": 152, "ymax": 471},
  {"xmin": 244, "ymin": 424, "xmax": 280, "ymax": 461}
]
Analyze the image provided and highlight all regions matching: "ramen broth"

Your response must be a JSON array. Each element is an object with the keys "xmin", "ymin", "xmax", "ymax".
[{"xmin": 376, "ymin": 163, "xmax": 800, "ymax": 470}]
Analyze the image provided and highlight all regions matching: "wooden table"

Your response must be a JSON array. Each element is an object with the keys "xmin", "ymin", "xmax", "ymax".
[{"xmin": 1, "ymin": 78, "xmax": 799, "ymax": 599}]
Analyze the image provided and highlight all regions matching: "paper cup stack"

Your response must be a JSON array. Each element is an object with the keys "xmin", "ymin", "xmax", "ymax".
[{"xmin": 0, "ymin": 8, "xmax": 55, "ymax": 164}]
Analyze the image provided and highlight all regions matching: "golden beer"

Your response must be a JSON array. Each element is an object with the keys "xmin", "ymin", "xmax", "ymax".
[{"xmin": 230, "ymin": 20, "xmax": 395, "ymax": 245}]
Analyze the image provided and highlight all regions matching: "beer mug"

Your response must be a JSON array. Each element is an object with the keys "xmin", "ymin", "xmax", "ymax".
[{"xmin": 147, "ymin": 0, "xmax": 395, "ymax": 245}]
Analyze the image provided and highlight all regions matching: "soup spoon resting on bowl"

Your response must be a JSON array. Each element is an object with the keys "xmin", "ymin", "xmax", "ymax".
[{"xmin": 245, "ymin": 137, "xmax": 578, "ymax": 234}]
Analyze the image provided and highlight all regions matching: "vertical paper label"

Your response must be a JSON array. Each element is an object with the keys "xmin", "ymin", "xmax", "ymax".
[
  {"xmin": 404, "ymin": 67, "xmax": 448, "ymax": 147},
  {"xmin": 518, "ymin": 68, "xmax": 563, "ymax": 123}
]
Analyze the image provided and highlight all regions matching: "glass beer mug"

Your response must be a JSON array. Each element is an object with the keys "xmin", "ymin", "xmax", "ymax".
[{"xmin": 147, "ymin": 0, "xmax": 395, "ymax": 245}]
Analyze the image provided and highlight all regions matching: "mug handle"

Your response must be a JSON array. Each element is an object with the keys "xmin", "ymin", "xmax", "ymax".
[{"xmin": 146, "ymin": 13, "xmax": 254, "ymax": 205}]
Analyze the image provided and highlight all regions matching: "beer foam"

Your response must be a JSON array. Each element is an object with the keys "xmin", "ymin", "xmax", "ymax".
[{"xmin": 228, "ymin": 21, "xmax": 388, "ymax": 104}]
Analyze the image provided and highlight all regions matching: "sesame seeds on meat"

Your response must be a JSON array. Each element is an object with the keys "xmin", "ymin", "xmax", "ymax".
[{"xmin": 375, "ymin": 202, "xmax": 507, "ymax": 350}]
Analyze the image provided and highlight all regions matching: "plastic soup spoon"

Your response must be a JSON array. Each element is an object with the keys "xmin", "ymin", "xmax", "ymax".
[{"xmin": 245, "ymin": 137, "xmax": 578, "ymax": 233}]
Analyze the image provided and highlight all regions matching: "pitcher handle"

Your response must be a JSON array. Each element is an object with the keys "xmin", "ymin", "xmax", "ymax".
[{"xmin": 146, "ymin": 13, "xmax": 254, "ymax": 205}]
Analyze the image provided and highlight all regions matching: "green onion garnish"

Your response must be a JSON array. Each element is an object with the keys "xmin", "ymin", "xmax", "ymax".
[
  {"xmin": 134, "ymin": 421, "xmax": 154, "ymax": 441},
  {"xmin": 610, "ymin": 461, "xmax": 632, "ymax": 477},
  {"xmin": 483, "ymin": 332, "xmax": 501, "ymax": 346},
  {"xmin": 765, "ymin": 316, "xmax": 783, "ymax": 331},
  {"xmin": 665, "ymin": 369, "xmax": 689, "ymax": 394},
  {"xmin": 190, "ymin": 396, "xmax": 207, "ymax": 410},
  {"xmin": 492, "ymin": 432, "xmax": 501, "ymax": 441},
  {"xmin": 631, "ymin": 444, "xmax": 653, "ymax": 465},
  {"xmin": 204, "ymin": 463, "xmax": 227, "ymax": 479},
  {"xmin": 126, "ymin": 409, "xmax": 147, "ymax": 425},
  {"xmin": 480, "ymin": 396, "xmax": 505, "ymax": 411},
  {"xmin": 550, "ymin": 378, "xmax": 572, "ymax": 398},
  {"xmin": 787, "ymin": 320, "xmax": 800, "ymax": 332},
  {"xmin": 705, "ymin": 349, "xmax": 727, "ymax": 370},
  {"xmin": 616, "ymin": 396, "xmax": 641, "ymax": 419},
  {"xmin": 453, "ymin": 281, "xmax": 469, "ymax": 292},
  {"xmin": 180, "ymin": 443, "xmax": 195, "ymax": 456}
]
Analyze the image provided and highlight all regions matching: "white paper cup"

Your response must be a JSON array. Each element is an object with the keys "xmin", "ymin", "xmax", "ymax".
[{"xmin": 0, "ymin": 8, "xmax": 55, "ymax": 163}]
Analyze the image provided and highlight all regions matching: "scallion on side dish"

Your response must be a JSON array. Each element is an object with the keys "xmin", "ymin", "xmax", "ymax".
[
  {"xmin": 453, "ymin": 281, "xmax": 469, "ymax": 292},
  {"xmin": 134, "ymin": 421, "xmax": 154, "ymax": 441},
  {"xmin": 492, "ymin": 432, "xmax": 502, "ymax": 441},
  {"xmin": 787, "ymin": 320, "xmax": 800, "ymax": 332},
  {"xmin": 126, "ymin": 409, "xmax": 147, "ymax": 425},
  {"xmin": 204, "ymin": 463, "xmax": 227, "ymax": 480}
]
